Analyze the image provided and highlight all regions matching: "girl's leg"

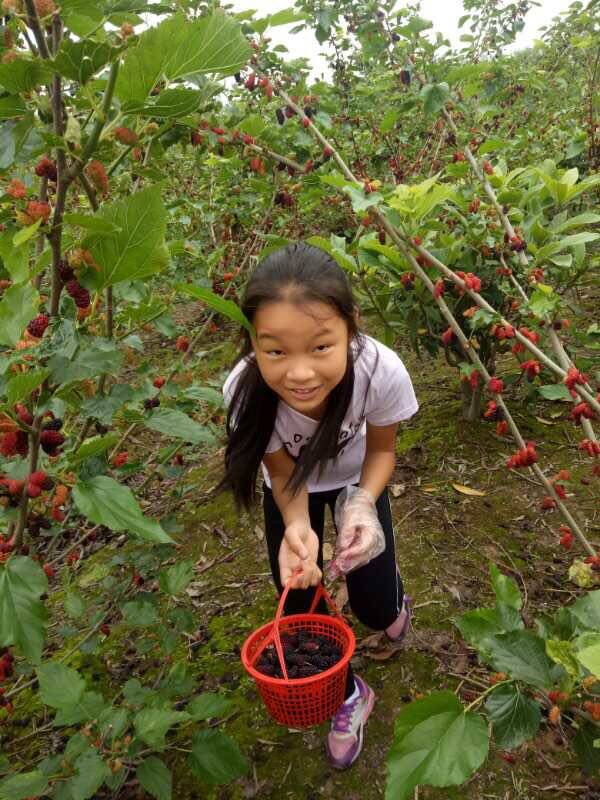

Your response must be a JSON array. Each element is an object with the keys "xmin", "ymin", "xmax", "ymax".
[
  {"xmin": 262, "ymin": 484, "xmax": 356, "ymax": 697},
  {"xmin": 331, "ymin": 486, "xmax": 405, "ymax": 631}
]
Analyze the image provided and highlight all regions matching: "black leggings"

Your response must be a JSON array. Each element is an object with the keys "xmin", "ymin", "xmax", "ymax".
[{"xmin": 262, "ymin": 483, "xmax": 404, "ymax": 699}]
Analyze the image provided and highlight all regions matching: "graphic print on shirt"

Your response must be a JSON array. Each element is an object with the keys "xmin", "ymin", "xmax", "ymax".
[{"xmin": 282, "ymin": 417, "xmax": 365, "ymax": 461}]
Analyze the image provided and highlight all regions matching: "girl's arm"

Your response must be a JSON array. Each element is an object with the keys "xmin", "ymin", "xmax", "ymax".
[{"xmin": 359, "ymin": 422, "xmax": 399, "ymax": 500}]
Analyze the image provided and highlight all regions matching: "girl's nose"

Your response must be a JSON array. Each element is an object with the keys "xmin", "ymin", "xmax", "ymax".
[{"xmin": 286, "ymin": 360, "xmax": 316, "ymax": 383}]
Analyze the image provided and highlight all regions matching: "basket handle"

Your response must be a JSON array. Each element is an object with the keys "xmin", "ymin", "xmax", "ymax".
[{"xmin": 270, "ymin": 570, "xmax": 345, "ymax": 681}]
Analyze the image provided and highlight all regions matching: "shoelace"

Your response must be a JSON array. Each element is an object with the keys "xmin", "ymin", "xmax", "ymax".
[{"xmin": 333, "ymin": 695, "xmax": 360, "ymax": 734}]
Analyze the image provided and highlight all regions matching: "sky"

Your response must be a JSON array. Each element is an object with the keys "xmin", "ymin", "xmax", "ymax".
[{"xmin": 226, "ymin": 0, "xmax": 576, "ymax": 79}]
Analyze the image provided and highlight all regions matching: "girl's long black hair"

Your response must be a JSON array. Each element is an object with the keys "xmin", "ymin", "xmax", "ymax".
[{"xmin": 217, "ymin": 241, "xmax": 368, "ymax": 510}]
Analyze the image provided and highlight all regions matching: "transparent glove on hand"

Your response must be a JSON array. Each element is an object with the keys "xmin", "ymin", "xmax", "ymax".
[{"xmin": 327, "ymin": 486, "xmax": 386, "ymax": 579}]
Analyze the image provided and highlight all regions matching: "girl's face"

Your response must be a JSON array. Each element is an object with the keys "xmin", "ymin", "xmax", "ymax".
[{"xmin": 252, "ymin": 299, "xmax": 351, "ymax": 420}]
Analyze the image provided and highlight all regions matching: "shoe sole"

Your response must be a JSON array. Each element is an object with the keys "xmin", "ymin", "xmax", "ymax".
[{"xmin": 326, "ymin": 685, "xmax": 376, "ymax": 770}]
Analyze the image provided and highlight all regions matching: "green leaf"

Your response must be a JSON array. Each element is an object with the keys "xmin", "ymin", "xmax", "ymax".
[
  {"xmin": 239, "ymin": 114, "xmax": 267, "ymax": 138},
  {"xmin": 0, "ymin": 282, "xmax": 40, "ymax": 347},
  {"xmin": 571, "ymin": 589, "xmax": 600, "ymax": 630},
  {"xmin": 0, "ymin": 59, "xmax": 52, "ymax": 94},
  {"xmin": 52, "ymin": 40, "xmax": 112, "ymax": 84},
  {"xmin": 538, "ymin": 384, "xmax": 572, "ymax": 401},
  {"xmin": 83, "ymin": 186, "xmax": 167, "ymax": 290},
  {"xmin": 0, "ymin": 771, "xmax": 49, "ymax": 800},
  {"xmin": 553, "ymin": 212, "xmax": 600, "ymax": 233},
  {"xmin": 574, "ymin": 721, "xmax": 600, "ymax": 774},
  {"xmin": 121, "ymin": 599, "xmax": 159, "ymax": 626},
  {"xmin": 68, "ymin": 433, "xmax": 120, "ymax": 465},
  {"xmin": 133, "ymin": 708, "xmax": 189, "ymax": 750},
  {"xmin": 0, "ymin": 95, "xmax": 27, "ymax": 119},
  {"xmin": 489, "ymin": 565, "xmax": 522, "ymax": 610},
  {"xmin": 342, "ymin": 185, "xmax": 384, "ymax": 213},
  {"xmin": 6, "ymin": 369, "xmax": 49, "ymax": 406},
  {"xmin": 486, "ymin": 631, "xmax": 553, "ymax": 689},
  {"xmin": 420, "ymin": 82, "xmax": 450, "ymax": 115},
  {"xmin": 386, "ymin": 692, "xmax": 488, "ymax": 800},
  {"xmin": 63, "ymin": 213, "xmax": 122, "ymax": 235},
  {"xmin": 37, "ymin": 662, "xmax": 86, "ymax": 709},
  {"xmin": 48, "ymin": 341, "xmax": 123, "ymax": 382},
  {"xmin": 455, "ymin": 603, "xmax": 522, "ymax": 653},
  {"xmin": 159, "ymin": 559, "xmax": 194, "ymax": 596},
  {"xmin": 186, "ymin": 693, "xmax": 232, "ymax": 721},
  {"xmin": 176, "ymin": 284, "xmax": 253, "ymax": 334},
  {"xmin": 380, "ymin": 109, "xmax": 399, "ymax": 134},
  {"xmin": 67, "ymin": 749, "xmax": 110, "ymax": 800},
  {"xmin": 137, "ymin": 757, "xmax": 172, "ymax": 800},
  {"xmin": 188, "ymin": 730, "xmax": 248, "ymax": 784},
  {"xmin": 547, "ymin": 639, "xmax": 582, "ymax": 680},
  {"xmin": 73, "ymin": 476, "xmax": 174, "ymax": 544},
  {"xmin": 0, "ymin": 556, "xmax": 48, "ymax": 663},
  {"xmin": 13, "ymin": 218, "xmax": 42, "ymax": 247},
  {"xmin": 484, "ymin": 684, "xmax": 541, "ymax": 750},
  {"xmin": 60, "ymin": 0, "xmax": 104, "ymax": 37},
  {"xmin": 64, "ymin": 590, "xmax": 86, "ymax": 619},
  {"xmin": 0, "ymin": 230, "xmax": 29, "ymax": 283},
  {"xmin": 143, "ymin": 408, "xmax": 215, "ymax": 445},
  {"xmin": 128, "ymin": 88, "xmax": 204, "ymax": 118},
  {"xmin": 116, "ymin": 12, "xmax": 251, "ymax": 105},
  {"xmin": 54, "ymin": 690, "xmax": 106, "ymax": 726}
]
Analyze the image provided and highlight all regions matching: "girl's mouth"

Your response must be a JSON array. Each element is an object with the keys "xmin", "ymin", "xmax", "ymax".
[{"xmin": 288, "ymin": 386, "xmax": 321, "ymax": 399}]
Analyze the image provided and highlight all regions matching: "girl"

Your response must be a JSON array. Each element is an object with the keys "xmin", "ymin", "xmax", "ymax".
[{"xmin": 219, "ymin": 242, "xmax": 419, "ymax": 769}]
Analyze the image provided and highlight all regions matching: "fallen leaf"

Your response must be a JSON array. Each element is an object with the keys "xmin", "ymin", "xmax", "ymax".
[
  {"xmin": 390, "ymin": 483, "xmax": 406, "ymax": 498},
  {"xmin": 423, "ymin": 485, "xmax": 437, "ymax": 493},
  {"xmin": 452, "ymin": 483, "xmax": 486, "ymax": 497},
  {"xmin": 254, "ymin": 525, "xmax": 264, "ymax": 541},
  {"xmin": 323, "ymin": 542, "xmax": 333, "ymax": 561},
  {"xmin": 535, "ymin": 416, "xmax": 555, "ymax": 426}
]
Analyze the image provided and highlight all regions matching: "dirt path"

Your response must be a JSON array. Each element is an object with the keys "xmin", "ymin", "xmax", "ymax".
[{"xmin": 165, "ymin": 317, "xmax": 598, "ymax": 800}]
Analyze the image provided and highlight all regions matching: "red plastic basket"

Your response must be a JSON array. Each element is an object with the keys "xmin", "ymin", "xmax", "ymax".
[{"xmin": 241, "ymin": 580, "xmax": 355, "ymax": 728}]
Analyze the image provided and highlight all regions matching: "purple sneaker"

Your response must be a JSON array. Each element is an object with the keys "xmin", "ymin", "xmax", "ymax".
[
  {"xmin": 325, "ymin": 675, "xmax": 375, "ymax": 769},
  {"xmin": 385, "ymin": 594, "xmax": 412, "ymax": 643}
]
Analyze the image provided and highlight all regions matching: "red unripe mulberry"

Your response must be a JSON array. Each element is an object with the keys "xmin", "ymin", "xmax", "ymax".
[
  {"xmin": 176, "ymin": 335, "xmax": 189, "ymax": 352},
  {"xmin": 85, "ymin": 160, "xmax": 109, "ymax": 196},
  {"xmin": 115, "ymin": 126, "xmax": 138, "ymax": 145},
  {"xmin": 113, "ymin": 451, "xmax": 129, "ymax": 468},
  {"xmin": 25, "ymin": 200, "xmax": 51, "ymax": 223},
  {"xmin": 6, "ymin": 179, "xmax": 26, "ymax": 199},
  {"xmin": 43, "ymin": 563, "xmax": 55, "ymax": 578},
  {"xmin": 488, "ymin": 377, "xmax": 504, "ymax": 394},
  {"xmin": 153, "ymin": 376, "xmax": 166, "ymax": 389},
  {"xmin": 35, "ymin": 156, "xmax": 57, "ymax": 182}
]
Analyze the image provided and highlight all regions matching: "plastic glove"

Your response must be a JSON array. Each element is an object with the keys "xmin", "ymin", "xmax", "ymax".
[{"xmin": 327, "ymin": 486, "xmax": 386, "ymax": 579}]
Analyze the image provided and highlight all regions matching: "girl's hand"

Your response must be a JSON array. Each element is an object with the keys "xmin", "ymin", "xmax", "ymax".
[
  {"xmin": 279, "ymin": 522, "xmax": 321, "ymax": 589},
  {"xmin": 328, "ymin": 487, "xmax": 386, "ymax": 579}
]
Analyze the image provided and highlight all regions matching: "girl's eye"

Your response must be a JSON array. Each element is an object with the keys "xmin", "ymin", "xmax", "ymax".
[
  {"xmin": 267, "ymin": 349, "xmax": 284, "ymax": 357},
  {"xmin": 315, "ymin": 344, "xmax": 331, "ymax": 352}
]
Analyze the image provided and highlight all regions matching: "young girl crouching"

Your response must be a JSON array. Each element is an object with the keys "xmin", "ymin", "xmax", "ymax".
[{"xmin": 218, "ymin": 241, "xmax": 418, "ymax": 769}]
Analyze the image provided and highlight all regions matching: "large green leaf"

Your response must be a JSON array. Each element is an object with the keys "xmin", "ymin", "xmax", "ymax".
[
  {"xmin": 127, "ymin": 88, "xmax": 204, "ymax": 118},
  {"xmin": 571, "ymin": 590, "xmax": 600, "ymax": 630},
  {"xmin": 188, "ymin": 730, "xmax": 248, "ymax": 784},
  {"xmin": 121, "ymin": 599, "xmax": 159, "ymax": 626},
  {"xmin": 5, "ymin": 369, "xmax": 49, "ymax": 406},
  {"xmin": 68, "ymin": 433, "xmax": 120, "ymax": 465},
  {"xmin": 574, "ymin": 633, "xmax": 600, "ymax": 676},
  {"xmin": 0, "ymin": 59, "xmax": 52, "ymax": 93},
  {"xmin": 116, "ymin": 11, "xmax": 251, "ymax": 105},
  {"xmin": 0, "ymin": 771, "xmax": 49, "ymax": 800},
  {"xmin": 0, "ymin": 282, "xmax": 40, "ymax": 347},
  {"xmin": 0, "ymin": 556, "xmax": 48, "ymax": 663},
  {"xmin": 83, "ymin": 186, "xmax": 168, "ymax": 290},
  {"xmin": 176, "ymin": 284, "xmax": 253, "ymax": 334},
  {"xmin": 143, "ymin": 408, "xmax": 215, "ymax": 445},
  {"xmin": 73, "ymin": 476, "xmax": 174, "ymax": 543},
  {"xmin": 37, "ymin": 662, "xmax": 86, "ymax": 708},
  {"xmin": 386, "ymin": 692, "xmax": 489, "ymax": 800},
  {"xmin": 186, "ymin": 693, "xmax": 232, "ymax": 721},
  {"xmin": 137, "ymin": 757, "xmax": 172, "ymax": 800},
  {"xmin": 489, "ymin": 565, "xmax": 522, "ymax": 611},
  {"xmin": 48, "ymin": 341, "xmax": 123, "ymax": 382},
  {"xmin": 54, "ymin": 690, "xmax": 106, "ymax": 726},
  {"xmin": 485, "ymin": 631, "xmax": 553, "ymax": 689},
  {"xmin": 0, "ymin": 229, "xmax": 29, "ymax": 283},
  {"xmin": 67, "ymin": 749, "xmax": 111, "ymax": 800},
  {"xmin": 133, "ymin": 708, "xmax": 189, "ymax": 750},
  {"xmin": 52, "ymin": 40, "xmax": 112, "ymax": 84},
  {"xmin": 485, "ymin": 684, "xmax": 541, "ymax": 750},
  {"xmin": 574, "ymin": 721, "xmax": 600, "ymax": 774},
  {"xmin": 0, "ymin": 95, "xmax": 27, "ymax": 119},
  {"xmin": 159, "ymin": 559, "xmax": 194, "ymax": 595},
  {"xmin": 420, "ymin": 82, "xmax": 450, "ymax": 115},
  {"xmin": 455, "ymin": 603, "xmax": 522, "ymax": 654}
]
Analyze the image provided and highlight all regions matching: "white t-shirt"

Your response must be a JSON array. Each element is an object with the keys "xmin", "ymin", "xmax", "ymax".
[{"xmin": 222, "ymin": 334, "xmax": 419, "ymax": 492}]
